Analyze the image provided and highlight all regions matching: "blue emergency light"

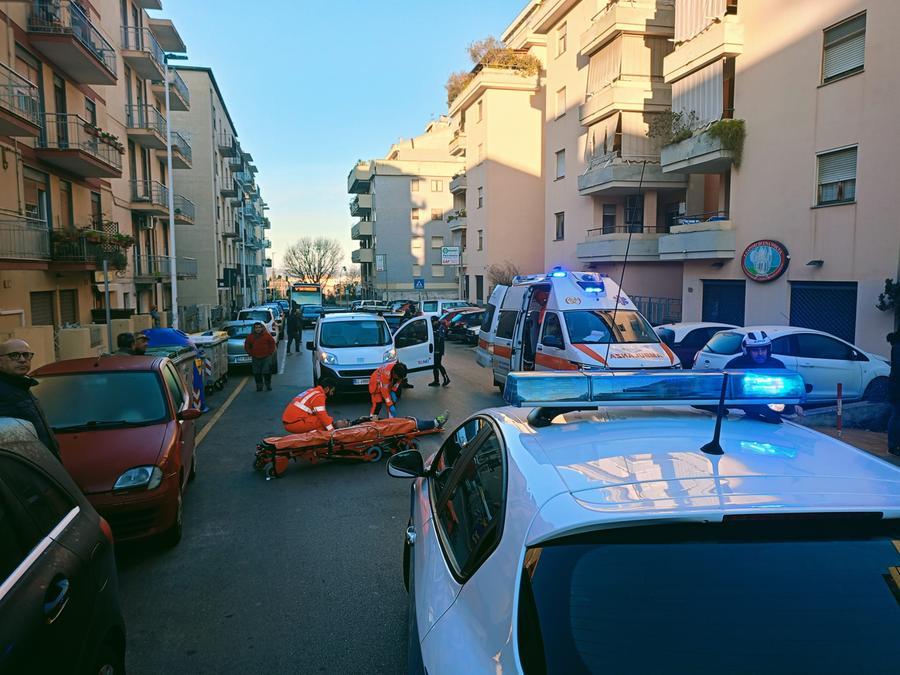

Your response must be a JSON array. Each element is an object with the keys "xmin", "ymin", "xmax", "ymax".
[
  {"xmin": 550, "ymin": 271, "xmax": 567, "ymax": 277},
  {"xmin": 503, "ymin": 370, "xmax": 806, "ymax": 408}
]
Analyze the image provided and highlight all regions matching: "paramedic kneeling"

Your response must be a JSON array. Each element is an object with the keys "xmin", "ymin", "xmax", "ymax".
[
  {"xmin": 369, "ymin": 361, "xmax": 408, "ymax": 418},
  {"xmin": 283, "ymin": 379, "xmax": 343, "ymax": 433}
]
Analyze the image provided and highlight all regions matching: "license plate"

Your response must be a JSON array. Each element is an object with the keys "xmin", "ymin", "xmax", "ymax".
[
  {"xmin": 353, "ymin": 378, "xmax": 369, "ymax": 385},
  {"xmin": 236, "ymin": 356, "xmax": 251, "ymax": 363}
]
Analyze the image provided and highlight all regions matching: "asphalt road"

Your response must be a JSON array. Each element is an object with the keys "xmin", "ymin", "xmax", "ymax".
[{"xmin": 116, "ymin": 333, "xmax": 501, "ymax": 674}]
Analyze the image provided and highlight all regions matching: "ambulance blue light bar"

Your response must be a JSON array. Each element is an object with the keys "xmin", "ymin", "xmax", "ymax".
[{"xmin": 503, "ymin": 370, "xmax": 806, "ymax": 407}]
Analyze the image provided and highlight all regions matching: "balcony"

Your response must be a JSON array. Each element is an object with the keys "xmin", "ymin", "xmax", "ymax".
[
  {"xmin": 261, "ymin": 238, "xmax": 271, "ymax": 249},
  {"xmin": 28, "ymin": 1, "xmax": 117, "ymax": 85},
  {"xmin": 261, "ymin": 217, "xmax": 271, "ymax": 230},
  {"xmin": 246, "ymin": 236, "xmax": 262, "ymax": 251},
  {"xmin": 449, "ymin": 131, "xmax": 466, "ymax": 157},
  {"xmin": 222, "ymin": 224, "xmax": 240, "ymax": 239},
  {"xmin": 351, "ymin": 220, "xmax": 373, "ymax": 240},
  {"xmin": 234, "ymin": 171, "xmax": 254, "ymax": 193},
  {"xmin": 349, "ymin": 193, "xmax": 373, "ymax": 218},
  {"xmin": 576, "ymin": 225, "xmax": 668, "ymax": 262},
  {"xmin": 130, "ymin": 180, "xmax": 169, "ymax": 216},
  {"xmin": 0, "ymin": 63, "xmax": 41, "ymax": 137},
  {"xmin": 169, "ymin": 131, "xmax": 192, "ymax": 169},
  {"xmin": 448, "ymin": 210, "xmax": 467, "ymax": 232},
  {"xmin": 228, "ymin": 152, "xmax": 243, "ymax": 172},
  {"xmin": 50, "ymin": 228, "xmax": 111, "ymax": 270},
  {"xmin": 0, "ymin": 216, "xmax": 50, "ymax": 263},
  {"xmin": 352, "ymin": 247, "xmax": 375, "ymax": 264},
  {"xmin": 147, "ymin": 17, "xmax": 186, "ymax": 53},
  {"xmin": 347, "ymin": 162, "xmax": 372, "ymax": 194},
  {"xmin": 125, "ymin": 104, "xmax": 166, "ymax": 149},
  {"xmin": 263, "ymin": 258, "xmax": 273, "ymax": 267},
  {"xmin": 658, "ymin": 213, "xmax": 735, "ymax": 261},
  {"xmin": 121, "ymin": 26, "xmax": 165, "ymax": 81},
  {"xmin": 173, "ymin": 195, "xmax": 195, "ymax": 225},
  {"xmin": 36, "ymin": 113, "xmax": 123, "ymax": 178},
  {"xmin": 580, "ymin": 0, "xmax": 675, "ymax": 57},
  {"xmin": 580, "ymin": 80, "xmax": 672, "ymax": 127},
  {"xmin": 660, "ymin": 125, "xmax": 739, "ymax": 174},
  {"xmin": 578, "ymin": 153, "xmax": 685, "ymax": 195},
  {"xmin": 134, "ymin": 255, "xmax": 198, "ymax": 282},
  {"xmin": 241, "ymin": 204, "xmax": 260, "ymax": 222},
  {"xmin": 177, "ymin": 257, "xmax": 198, "ymax": 279},
  {"xmin": 217, "ymin": 133, "xmax": 236, "ymax": 157},
  {"xmin": 449, "ymin": 173, "xmax": 467, "ymax": 194},
  {"xmin": 136, "ymin": 0, "xmax": 162, "ymax": 8},
  {"xmin": 151, "ymin": 68, "xmax": 190, "ymax": 112},
  {"xmin": 220, "ymin": 176, "xmax": 238, "ymax": 198},
  {"xmin": 664, "ymin": 14, "xmax": 743, "ymax": 83}
]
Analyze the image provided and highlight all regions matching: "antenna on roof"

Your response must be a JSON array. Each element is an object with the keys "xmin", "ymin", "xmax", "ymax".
[{"xmin": 700, "ymin": 373, "xmax": 728, "ymax": 455}]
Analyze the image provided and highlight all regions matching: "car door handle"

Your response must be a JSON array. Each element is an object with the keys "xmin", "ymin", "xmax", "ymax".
[
  {"xmin": 536, "ymin": 346, "xmax": 543, "ymax": 352},
  {"xmin": 43, "ymin": 575, "xmax": 70, "ymax": 624},
  {"xmin": 429, "ymin": 344, "xmax": 433, "ymax": 353},
  {"xmin": 405, "ymin": 525, "xmax": 417, "ymax": 546}
]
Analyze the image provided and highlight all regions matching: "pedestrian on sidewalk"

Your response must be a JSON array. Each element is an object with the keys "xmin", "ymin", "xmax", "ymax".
[
  {"xmin": 429, "ymin": 316, "xmax": 450, "ymax": 387},
  {"xmin": 0, "ymin": 339, "xmax": 60, "ymax": 459},
  {"xmin": 887, "ymin": 330, "xmax": 900, "ymax": 456},
  {"xmin": 285, "ymin": 307, "xmax": 302, "ymax": 354},
  {"xmin": 244, "ymin": 321, "xmax": 277, "ymax": 391}
]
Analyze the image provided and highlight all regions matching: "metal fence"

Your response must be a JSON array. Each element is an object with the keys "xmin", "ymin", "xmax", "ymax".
[
  {"xmin": 0, "ymin": 216, "xmax": 50, "ymax": 260},
  {"xmin": 29, "ymin": 0, "xmax": 117, "ymax": 77},
  {"xmin": 172, "ymin": 130, "xmax": 192, "ymax": 163},
  {"xmin": 632, "ymin": 295, "xmax": 683, "ymax": 325},
  {"xmin": 0, "ymin": 62, "xmax": 40, "ymax": 126},
  {"xmin": 121, "ymin": 26, "xmax": 164, "ymax": 71},
  {"xmin": 790, "ymin": 282, "xmax": 858, "ymax": 343},
  {"xmin": 125, "ymin": 103, "xmax": 165, "ymax": 134},
  {"xmin": 131, "ymin": 179, "xmax": 169, "ymax": 207},
  {"xmin": 173, "ymin": 195, "xmax": 195, "ymax": 222},
  {"xmin": 39, "ymin": 113, "xmax": 123, "ymax": 171},
  {"xmin": 169, "ymin": 68, "xmax": 190, "ymax": 107}
]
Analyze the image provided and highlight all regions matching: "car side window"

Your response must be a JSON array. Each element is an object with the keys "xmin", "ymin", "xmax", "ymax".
[
  {"xmin": 680, "ymin": 328, "xmax": 713, "ymax": 349},
  {"xmin": 540, "ymin": 312, "xmax": 564, "ymax": 348},
  {"xmin": 395, "ymin": 318, "xmax": 428, "ymax": 348},
  {"xmin": 0, "ymin": 455, "xmax": 75, "ymax": 544},
  {"xmin": 434, "ymin": 427, "xmax": 506, "ymax": 578},
  {"xmin": 772, "ymin": 335, "xmax": 793, "ymax": 356},
  {"xmin": 430, "ymin": 417, "xmax": 486, "ymax": 499},
  {"xmin": 495, "ymin": 311, "xmax": 518, "ymax": 340},
  {"xmin": 423, "ymin": 301, "xmax": 437, "ymax": 312},
  {"xmin": 163, "ymin": 366, "xmax": 185, "ymax": 410},
  {"xmin": 795, "ymin": 333, "xmax": 854, "ymax": 360}
]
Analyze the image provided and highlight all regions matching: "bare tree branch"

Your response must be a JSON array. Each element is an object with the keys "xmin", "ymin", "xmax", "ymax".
[
  {"xmin": 283, "ymin": 237, "xmax": 345, "ymax": 286},
  {"xmin": 486, "ymin": 260, "xmax": 520, "ymax": 287}
]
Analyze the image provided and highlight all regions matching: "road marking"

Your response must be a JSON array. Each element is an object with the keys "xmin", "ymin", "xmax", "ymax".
[
  {"xmin": 196, "ymin": 376, "xmax": 249, "ymax": 448},
  {"xmin": 278, "ymin": 340, "xmax": 286, "ymax": 375}
]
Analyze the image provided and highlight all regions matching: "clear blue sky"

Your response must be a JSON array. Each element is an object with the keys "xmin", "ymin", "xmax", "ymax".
[{"xmin": 154, "ymin": 0, "xmax": 526, "ymax": 269}]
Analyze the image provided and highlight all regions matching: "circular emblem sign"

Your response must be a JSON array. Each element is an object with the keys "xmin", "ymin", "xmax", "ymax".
[{"xmin": 741, "ymin": 240, "xmax": 789, "ymax": 282}]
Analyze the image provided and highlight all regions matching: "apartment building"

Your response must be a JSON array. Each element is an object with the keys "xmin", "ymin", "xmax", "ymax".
[
  {"xmin": 348, "ymin": 118, "xmax": 463, "ymax": 301},
  {"xmin": 171, "ymin": 66, "xmax": 271, "ymax": 316}
]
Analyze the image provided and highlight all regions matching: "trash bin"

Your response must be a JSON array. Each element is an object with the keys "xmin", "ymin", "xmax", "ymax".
[
  {"xmin": 143, "ymin": 328, "xmax": 206, "ymax": 411},
  {"xmin": 191, "ymin": 330, "xmax": 229, "ymax": 393}
]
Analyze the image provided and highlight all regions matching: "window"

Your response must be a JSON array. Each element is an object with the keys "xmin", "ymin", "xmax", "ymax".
[
  {"xmin": 496, "ymin": 310, "xmax": 518, "ymax": 339},
  {"xmin": 541, "ymin": 312, "xmax": 564, "ymax": 349},
  {"xmin": 431, "ymin": 264, "xmax": 445, "ymax": 277},
  {"xmin": 395, "ymin": 318, "xmax": 428, "ymax": 348},
  {"xmin": 564, "ymin": 310, "xmax": 657, "ymax": 345},
  {"xmin": 625, "ymin": 195, "xmax": 643, "ymax": 230},
  {"xmin": 411, "ymin": 207, "xmax": 420, "ymax": 221},
  {"xmin": 423, "ymin": 301, "xmax": 437, "ymax": 312},
  {"xmin": 412, "ymin": 264, "xmax": 422, "ymax": 277},
  {"xmin": 477, "ymin": 186, "xmax": 484, "ymax": 208},
  {"xmin": 23, "ymin": 167, "xmax": 49, "ymax": 223},
  {"xmin": 554, "ymin": 212, "xmax": 565, "ymax": 240},
  {"xmin": 480, "ymin": 304, "xmax": 496, "ymax": 331},
  {"xmin": 477, "ymin": 229, "xmax": 483, "ymax": 250},
  {"xmin": 29, "ymin": 291, "xmax": 55, "ymax": 326},
  {"xmin": 704, "ymin": 331, "xmax": 743, "ymax": 355},
  {"xmin": 58, "ymin": 180, "xmax": 73, "ymax": 228},
  {"xmin": 477, "ymin": 99, "xmax": 483, "ymax": 122},
  {"xmin": 772, "ymin": 335, "xmax": 793, "ymax": 356},
  {"xmin": 411, "ymin": 237, "xmax": 424, "ymax": 251},
  {"xmin": 822, "ymin": 13, "xmax": 865, "ymax": 83},
  {"xmin": 0, "ymin": 455, "xmax": 75, "ymax": 543},
  {"xmin": 817, "ymin": 147, "xmax": 857, "ymax": 205},
  {"xmin": 557, "ymin": 22, "xmax": 567, "ymax": 57},
  {"xmin": 163, "ymin": 365, "xmax": 185, "ymax": 409},
  {"xmin": 431, "ymin": 209, "xmax": 443, "ymax": 221},
  {"xmin": 430, "ymin": 417, "xmax": 488, "ymax": 498},
  {"xmin": 476, "ymin": 275, "xmax": 484, "ymax": 303},
  {"xmin": 794, "ymin": 333, "xmax": 855, "ymax": 361},
  {"xmin": 411, "ymin": 178, "xmax": 420, "ymax": 192},
  {"xmin": 431, "ymin": 180, "xmax": 443, "ymax": 192},
  {"xmin": 555, "ymin": 149, "xmax": 566, "ymax": 179},
  {"xmin": 58, "ymin": 289, "xmax": 77, "ymax": 325},
  {"xmin": 319, "ymin": 320, "xmax": 391, "ymax": 348},
  {"xmin": 477, "ymin": 143, "xmax": 484, "ymax": 163},
  {"xmin": 602, "ymin": 203, "xmax": 617, "ymax": 234},
  {"xmin": 555, "ymin": 87, "xmax": 566, "ymax": 118},
  {"xmin": 431, "ymin": 236, "xmax": 444, "ymax": 248},
  {"xmin": 84, "ymin": 97, "xmax": 96, "ymax": 126},
  {"xmin": 90, "ymin": 191, "xmax": 102, "ymax": 227}
]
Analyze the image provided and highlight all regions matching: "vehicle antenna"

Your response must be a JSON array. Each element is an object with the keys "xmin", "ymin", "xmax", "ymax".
[
  {"xmin": 700, "ymin": 372, "xmax": 728, "ymax": 455},
  {"xmin": 604, "ymin": 160, "xmax": 647, "ymax": 364}
]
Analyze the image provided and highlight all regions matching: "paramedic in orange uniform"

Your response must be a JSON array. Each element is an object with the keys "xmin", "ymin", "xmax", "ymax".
[
  {"xmin": 282, "ymin": 379, "xmax": 344, "ymax": 433},
  {"xmin": 368, "ymin": 361, "xmax": 408, "ymax": 417}
]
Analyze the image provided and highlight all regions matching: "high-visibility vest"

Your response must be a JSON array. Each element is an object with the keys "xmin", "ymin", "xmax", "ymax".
[
  {"xmin": 368, "ymin": 363, "xmax": 398, "ymax": 403},
  {"xmin": 282, "ymin": 386, "xmax": 333, "ymax": 431}
]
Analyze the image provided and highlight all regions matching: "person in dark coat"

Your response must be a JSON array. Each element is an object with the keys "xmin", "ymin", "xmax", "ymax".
[
  {"xmin": 429, "ymin": 316, "xmax": 450, "ymax": 387},
  {"xmin": 0, "ymin": 339, "xmax": 60, "ymax": 458},
  {"xmin": 887, "ymin": 331, "xmax": 900, "ymax": 456},
  {"xmin": 115, "ymin": 331, "xmax": 148, "ymax": 355},
  {"xmin": 244, "ymin": 322, "xmax": 277, "ymax": 391},
  {"xmin": 285, "ymin": 308, "xmax": 302, "ymax": 354}
]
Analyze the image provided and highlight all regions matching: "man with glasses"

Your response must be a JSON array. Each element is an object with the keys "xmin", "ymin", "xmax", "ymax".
[{"xmin": 0, "ymin": 338, "xmax": 60, "ymax": 459}]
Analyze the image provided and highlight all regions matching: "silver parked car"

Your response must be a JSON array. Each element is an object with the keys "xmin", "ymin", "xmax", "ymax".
[{"xmin": 222, "ymin": 321, "xmax": 257, "ymax": 368}]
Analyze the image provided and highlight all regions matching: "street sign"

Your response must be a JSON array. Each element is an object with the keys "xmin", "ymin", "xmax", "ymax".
[
  {"xmin": 375, "ymin": 254, "xmax": 386, "ymax": 272},
  {"xmin": 413, "ymin": 278, "xmax": 425, "ymax": 290},
  {"xmin": 441, "ymin": 246, "xmax": 461, "ymax": 265}
]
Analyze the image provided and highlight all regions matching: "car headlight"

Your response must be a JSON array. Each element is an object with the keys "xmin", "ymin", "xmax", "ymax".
[
  {"xmin": 320, "ymin": 351, "xmax": 337, "ymax": 365},
  {"xmin": 113, "ymin": 466, "xmax": 163, "ymax": 491},
  {"xmin": 383, "ymin": 348, "xmax": 396, "ymax": 362}
]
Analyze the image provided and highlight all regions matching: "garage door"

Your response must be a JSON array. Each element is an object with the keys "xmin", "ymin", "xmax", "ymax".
[
  {"xmin": 29, "ymin": 291, "xmax": 55, "ymax": 326},
  {"xmin": 702, "ymin": 280, "xmax": 745, "ymax": 326},
  {"xmin": 790, "ymin": 281, "xmax": 857, "ymax": 343},
  {"xmin": 59, "ymin": 289, "xmax": 78, "ymax": 326}
]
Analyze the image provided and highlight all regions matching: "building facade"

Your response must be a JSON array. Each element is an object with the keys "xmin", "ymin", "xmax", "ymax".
[{"xmin": 348, "ymin": 118, "xmax": 463, "ymax": 301}]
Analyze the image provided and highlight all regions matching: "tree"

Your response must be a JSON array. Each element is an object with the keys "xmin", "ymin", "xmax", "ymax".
[
  {"xmin": 486, "ymin": 261, "xmax": 520, "ymax": 287},
  {"xmin": 283, "ymin": 237, "xmax": 344, "ymax": 286}
]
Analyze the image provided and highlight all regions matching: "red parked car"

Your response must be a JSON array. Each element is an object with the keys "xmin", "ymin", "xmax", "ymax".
[
  {"xmin": 438, "ymin": 306, "xmax": 479, "ymax": 329},
  {"xmin": 32, "ymin": 356, "xmax": 201, "ymax": 547}
]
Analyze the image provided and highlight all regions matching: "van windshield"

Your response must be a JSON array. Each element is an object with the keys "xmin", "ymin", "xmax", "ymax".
[
  {"xmin": 320, "ymin": 320, "xmax": 391, "ymax": 348},
  {"xmin": 563, "ymin": 310, "xmax": 658, "ymax": 344},
  {"xmin": 238, "ymin": 310, "xmax": 271, "ymax": 322}
]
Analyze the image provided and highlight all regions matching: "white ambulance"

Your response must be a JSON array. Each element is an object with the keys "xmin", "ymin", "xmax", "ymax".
[{"xmin": 476, "ymin": 269, "xmax": 680, "ymax": 388}]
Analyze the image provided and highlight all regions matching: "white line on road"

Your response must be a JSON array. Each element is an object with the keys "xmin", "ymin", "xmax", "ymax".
[{"xmin": 195, "ymin": 376, "xmax": 249, "ymax": 448}]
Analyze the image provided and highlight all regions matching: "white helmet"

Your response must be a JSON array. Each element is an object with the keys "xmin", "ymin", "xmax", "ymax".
[{"xmin": 742, "ymin": 330, "xmax": 772, "ymax": 352}]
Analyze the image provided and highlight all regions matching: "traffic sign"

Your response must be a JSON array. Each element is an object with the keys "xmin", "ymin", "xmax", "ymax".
[
  {"xmin": 441, "ymin": 246, "xmax": 461, "ymax": 265},
  {"xmin": 413, "ymin": 278, "xmax": 425, "ymax": 290}
]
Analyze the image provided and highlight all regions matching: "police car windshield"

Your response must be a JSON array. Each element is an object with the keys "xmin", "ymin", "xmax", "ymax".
[
  {"xmin": 320, "ymin": 320, "xmax": 391, "ymax": 348},
  {"xmin": 563, "ymin": 310, "xmax": 658, "ymax": 344}
]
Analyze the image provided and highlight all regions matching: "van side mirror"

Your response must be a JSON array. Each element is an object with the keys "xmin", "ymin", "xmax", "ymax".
[
  {"xmin": 387, "ymin": 450, "xmax": 425, "ymax": 478},
  {"xmin": 306, "ymin": 341, "xmax": 314, "ymax": 351}
]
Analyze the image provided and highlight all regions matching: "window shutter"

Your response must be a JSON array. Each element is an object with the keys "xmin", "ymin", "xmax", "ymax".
[
  {"xmin": 59, "ymin": 289, "xmax": 78, "ymax": 325},
  {"xmin": 30, "ymin": 291, "xmax": 54, "ymax": 326},
  {"xmin": 823, "ymin": 15, "xmax": 865, "ymax": 81},
  {"xmin": 818, "ymin": 148, "xmax": 857, "ymax": 184}
]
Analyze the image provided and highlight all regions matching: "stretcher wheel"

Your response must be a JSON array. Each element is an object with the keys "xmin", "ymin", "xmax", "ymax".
[
  {"xmin": 395, "ymin": 440, "xmax": 409, "ymax": 453},
  {"xmin": 366, "ymin": 446, "xmax": 383, "ymax": 463}
]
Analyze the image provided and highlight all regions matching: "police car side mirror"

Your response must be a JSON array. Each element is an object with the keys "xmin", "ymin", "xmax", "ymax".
[
  {"xmin": 387, "ymin": 450, "xmax": 425, "ymax": 478},
  {"xmin": 805, "ymin": 383, "xmax": 813, "ymax": 393},
  {"xmin": 306, "ymin": 341, "xmax": 314, "ymax": 351}
]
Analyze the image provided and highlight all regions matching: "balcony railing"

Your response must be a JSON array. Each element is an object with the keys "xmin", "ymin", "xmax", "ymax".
[
  {"xmin": 38, "ymin": 113, "xmax": 123, "ymax": 175},
  {"xmin": 169, "ymin": 68, "xmax": 190, "ymax": 107},
  {"xmin": 121, "ymin": 26, "xmax": 165, "ymax": 74},
  {"xmin": 131, "ymin": 179, "xmax": 169, "ymax": 208},
  {"xmin": 171, "ymin": 130, "xmax": 192, "ymax": 164},
  {"xmin": 245, "ymin": 264, "xmax": 264, "ymax": 277},
  {"xmin": 0, "ymin": 63, "xmax": 40, "ymax": 131},
  {"xmin": 586, "ymin": 224, "xmax": 670, "ymax": 237},
  {"xmin": 177, "ymin": 257, "xmax": 198, "ymax": 278},
  {"xmin": 173, "ymin": 195, "xmax": 195, "ymax": 223},
  {"xmin": 28, "ymin": 1, "xmax": 117, "ymax": 79},
  {"xmin": 0, "ymin": 215, "xmax": 50, "ymax": 260},
  {"xmin": 134, "ymin": 254, "xmax": 169, "ymax": 280},
  {"xmin": 126, "ymin": 104, "xmax": 165, "ymax": 133},
  {"xmin": 676, "ymin": 210, "xmax": 730, "ymax": 226}
]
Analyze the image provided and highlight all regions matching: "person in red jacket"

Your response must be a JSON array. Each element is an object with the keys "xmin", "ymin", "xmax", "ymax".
[
  {"xmin": 368, "ymin": 361, "xmax": 408, "ymax": 417},
  {"xmin": 244, "ymin": 322, "xmax": 277, "ymax": 391},
  {"xmin": 282, "ymin": 379, "xmax": 339, "ymax": 433}
]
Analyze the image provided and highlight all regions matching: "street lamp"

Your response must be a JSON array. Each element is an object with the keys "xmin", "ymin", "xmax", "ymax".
[
  {"xmin": 341, "ymin": 265, "xmax": 347, "ymax": 306},
  {"xmin": 164, "ymin": 51, "xmax": 188, "ymax": 329}
]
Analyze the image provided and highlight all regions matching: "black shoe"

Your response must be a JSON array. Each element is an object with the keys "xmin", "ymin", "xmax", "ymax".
[
  {"xmin": 256, "ymin": 385, "xmax": 263, "ymax": 392},
  {"xmin": 266, "ymin": 383, "xmax": 272, "ymax": 391},
  {"xmin": 442, "ymin": 379, "xmax": 450, "ymax": 387},
  {"xmin": 428, "ymin": 381, "xmax": 440, "ymax": 387},
  {"xmin": 402, "ymin": 382, "xmax": 414, "ymax": 389}
]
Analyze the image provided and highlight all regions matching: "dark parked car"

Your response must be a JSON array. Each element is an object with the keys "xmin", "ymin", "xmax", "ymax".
[
  {"xmin": 654, "ymin": 322, "xmax": 737, "ymax": 368},
  {"xmin": 0, "ymin": 418, "xmax": 126, "ymax": 673},
  {"xmin": 301, "ymin": 304, "xmax": 323, "ymax": 328},
  {"xmin": 447, "ymin": 309, "xmax": 486, "ymax": 342}
]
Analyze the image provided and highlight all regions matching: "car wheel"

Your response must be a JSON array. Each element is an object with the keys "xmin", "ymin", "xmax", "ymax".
[
  {"xmin": 160, "ymin": 481, "xmax": 183, "ymax": 548},
  {"xmin": 188, "ymin": 452, "xmax": 197, "ymax": 482},
  {"xmin": 91, "ymin": 638, "xmax": 125, "ymax": 675},
  {"xmin": 863, "ymin": 376, "xmax": 889, "ymax": 402}
]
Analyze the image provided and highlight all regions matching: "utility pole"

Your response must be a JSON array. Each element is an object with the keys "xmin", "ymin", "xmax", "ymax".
[{"xmin": 164, "ymin": 52, "xmax": 187, "ymax": 328}]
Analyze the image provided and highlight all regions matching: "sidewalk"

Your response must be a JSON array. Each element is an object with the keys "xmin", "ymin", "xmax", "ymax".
[{"xmin": 811, "ymin": 426, "xmax": 900, "ymax": 467}]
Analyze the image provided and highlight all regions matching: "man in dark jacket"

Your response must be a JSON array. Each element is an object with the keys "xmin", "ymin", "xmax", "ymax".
[
  {"xmin": 285, "ymin": 308, "xmax": 302, "ymax": 354},
  {"xmin": 887, "ymin": 331, "xmax": 900, "ymax": 456},
  {"xmin": 429, "ymin": 316, "xmax": 450, "ymax": 387},
  {"xmin": 0, "ymin": 339, "xmax": 60, "ymax": 458}
]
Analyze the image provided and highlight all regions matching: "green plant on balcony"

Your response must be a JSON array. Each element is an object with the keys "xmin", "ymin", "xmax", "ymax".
[
  {"xmin": 97, "ymin": 249, "xmax": 128, "ymax": 270},
  {"xmin": 706, "ymin": 118, "xmax": 746, "ymax": 167},
  {"xmin": 446, "ymin": 36, "xmax": 541, "ymax": 105},
  {"xmin": 876, "ymin": 278, "xmax": 899, "ymax": 314},
  {"xmin": 110, "ymin": 233, "xmax": 135, "ymax": 249},
  {"xmin": 447, "ymin": 209, "xmax": 467, "ymax": 222},
  {"xmin": 51, "ymin": 228, "xmax": 80, "ymax": 244},
  {"xmin": 648, "ymin": 110, "xmax": 700, "ymax": 146}
]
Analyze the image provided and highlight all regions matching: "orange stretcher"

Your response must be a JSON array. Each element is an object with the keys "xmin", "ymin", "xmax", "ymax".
[{"xmin": 254, "ymin": 416, "xmax": 440, "ymax": 479}]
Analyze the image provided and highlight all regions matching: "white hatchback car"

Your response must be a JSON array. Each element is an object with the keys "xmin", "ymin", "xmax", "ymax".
[
  {"xmin": 237, "ymin": 307, "xmax": 278, "ymax": 341},
  {"xmin": 387, "ymin": 370, "xmax": 900, "ymax": 674},
  {"xmin": 693, "ymin": 325, "xmax": 890, "ymax": 402}
]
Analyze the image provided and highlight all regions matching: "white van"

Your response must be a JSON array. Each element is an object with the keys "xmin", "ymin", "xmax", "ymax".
[
  {"xmin": 420, "ymin": 299, "xmax": 472, "ymax": 320},
  {"xmin": 476, "ymin": 270, "xmax": 679, "ymax": 388},
  {"xmin": 306, "ymin": 312, "xmax": 435, "ymax": 390}
]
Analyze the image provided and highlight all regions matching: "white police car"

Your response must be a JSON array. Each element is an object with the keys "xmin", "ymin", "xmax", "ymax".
[{"xmin": 387, "ymin": 370, "xmax": 900, "ymax": 674}]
